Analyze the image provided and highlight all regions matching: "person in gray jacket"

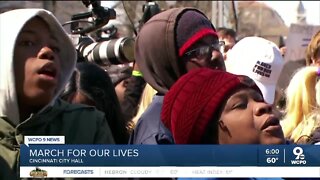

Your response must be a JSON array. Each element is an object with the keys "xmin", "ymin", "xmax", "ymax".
[
  {"xmin": 129, "ymin": 7, "xmax": 225, "ymax": 144},
  {"xmin": 0, "ymin": 8, "xmax": 114, "ymax": 177}
]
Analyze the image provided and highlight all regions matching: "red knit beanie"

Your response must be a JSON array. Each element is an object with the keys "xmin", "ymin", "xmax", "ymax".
[
  {"xmin": 176, "ymin": 10, "xmax": 218, "ymax": 57},
  {"xmin": 161, "ymin": 68, "xmax": 261, "ymax": 144}
]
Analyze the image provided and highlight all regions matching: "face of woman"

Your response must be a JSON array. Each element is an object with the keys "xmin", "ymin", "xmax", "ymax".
[{"xmin": 218, "ymin": 88, "xmax": 285, "ymax": 145}]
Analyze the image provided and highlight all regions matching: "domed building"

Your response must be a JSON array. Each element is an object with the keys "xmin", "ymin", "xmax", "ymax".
[{"xmin": 237, "ymin": 1, "xmax": 289, "ymax": 46}]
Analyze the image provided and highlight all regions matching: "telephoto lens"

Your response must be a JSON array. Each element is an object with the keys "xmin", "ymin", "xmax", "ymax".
[{"xmin": 77, "ymin": 37, "xmax": 135, "ymax": 65}]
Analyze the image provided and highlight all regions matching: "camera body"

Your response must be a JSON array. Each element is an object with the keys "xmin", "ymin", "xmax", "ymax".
[{"xmin": 65, "ymin": 0, "xmax": 135, "ymax": 65}]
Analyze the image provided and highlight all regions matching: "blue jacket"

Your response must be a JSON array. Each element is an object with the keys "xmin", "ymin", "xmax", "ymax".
[{"xmin": 128, "ymin": 95, "xmax": 174, "ymax": 144}]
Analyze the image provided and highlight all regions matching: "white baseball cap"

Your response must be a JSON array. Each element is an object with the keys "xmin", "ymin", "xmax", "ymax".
[{"xmin": 226, "ymin": 36, "xmax": 284, "ymax": 104}]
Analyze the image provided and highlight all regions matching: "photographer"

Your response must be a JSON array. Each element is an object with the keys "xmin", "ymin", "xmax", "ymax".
[
  {"xmin": 96, "ymin": 19, "xmax": 146, "ymax": 127},
  {"xmin": 73, "ymin": 1, "xmax": 158, "ymax": 130},
  {"xmin": 116, "ymin": 0, "xmax": 161, "ymax": 131}
]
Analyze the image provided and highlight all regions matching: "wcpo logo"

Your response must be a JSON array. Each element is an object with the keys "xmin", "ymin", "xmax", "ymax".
[
  {"xmin": 29, "ymin": 167, "xmax": 48, "ymax": 178},
  {"xmin": 291, "ymin": 147, "xmax": 306, "ymax": 165}
]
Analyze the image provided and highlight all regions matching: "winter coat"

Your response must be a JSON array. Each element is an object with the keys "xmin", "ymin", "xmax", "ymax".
[
  {"xmin": 0, "ymin": 9, "xmax": 114, "ymax": 178},
  {"xmin": 130, "ymin": 7, "xmax": 208, "ymax": 144}
]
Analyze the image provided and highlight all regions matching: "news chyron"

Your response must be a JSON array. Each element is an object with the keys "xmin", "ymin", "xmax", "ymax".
[{"xmin": 20, "ymin": 137, "xmax": 320, "ymax": 178}]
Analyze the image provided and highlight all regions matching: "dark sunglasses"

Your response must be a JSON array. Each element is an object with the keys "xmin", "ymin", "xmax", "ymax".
[{"xmin": 183, "ymin": 41, "xmax": 225, "ymax": 60}]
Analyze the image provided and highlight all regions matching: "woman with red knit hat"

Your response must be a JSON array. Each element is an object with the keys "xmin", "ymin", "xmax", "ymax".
[{"xmin": 161, "ymin": 68, "xmax": 285, "ymax": 145}]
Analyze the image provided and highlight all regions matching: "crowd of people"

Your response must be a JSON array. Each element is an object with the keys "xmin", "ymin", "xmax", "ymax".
[{"xmin": 0, "ymin": 5, "xmax": 319, "ymax": 180}]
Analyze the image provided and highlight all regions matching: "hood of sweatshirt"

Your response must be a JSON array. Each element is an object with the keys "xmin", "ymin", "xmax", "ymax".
[
  {"xmin": 0, "ymin": 9, "xmax": 76, "ymax": 125},
  {"xmin": 135, "ymin": 7, "xmax": 208, "ymax": 94}
]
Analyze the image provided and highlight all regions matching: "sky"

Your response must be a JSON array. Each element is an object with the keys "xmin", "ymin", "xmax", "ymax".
[
  {"xmin": 101, "ymin": 1, "xmax": 320, "ymax": 27},
  {"xmin": 261, "ymin": 1, "xmax": 320, "ymax": 26}
]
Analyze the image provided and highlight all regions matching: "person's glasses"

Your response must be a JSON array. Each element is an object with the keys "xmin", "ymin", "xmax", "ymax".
[{"xmin": 183, "ymin": 41, "xmax": 225, "ymax": 60}]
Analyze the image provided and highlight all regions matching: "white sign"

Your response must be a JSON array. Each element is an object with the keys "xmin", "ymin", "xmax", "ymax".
[{"xmin": 284, "ymin": 23, "xmax": 320, "ymax": 62}]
